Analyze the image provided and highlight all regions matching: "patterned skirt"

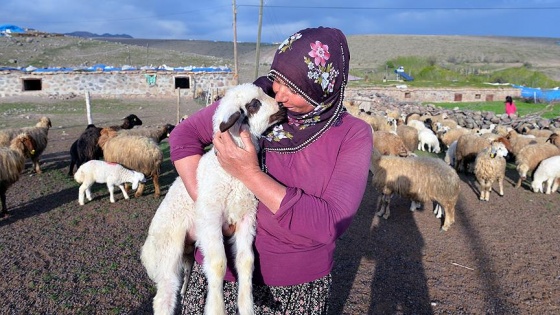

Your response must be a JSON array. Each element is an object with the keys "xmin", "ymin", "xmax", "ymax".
[{"xmin": 180, "ymin": 261, "xmax": 331, "ymax": 315}]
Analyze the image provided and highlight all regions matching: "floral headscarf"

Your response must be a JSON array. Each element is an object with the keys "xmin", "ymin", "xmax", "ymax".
[{"xmin": 263, "ymin": 26, "xmax": 350, "ymax": 153}]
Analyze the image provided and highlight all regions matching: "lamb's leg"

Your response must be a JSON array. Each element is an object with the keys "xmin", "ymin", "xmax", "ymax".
[
  {"xmin": 78, "ymin": 183, "xmax": 88, "ymax": 205},
  {"xmin": 234, "ymin": 215, "xmax": 256, "ymax": 315},
  {"xmin": 107, "ymin": 184, "xmax": 116, "ymax": 203},
  {"xmin": 375, "ymin": 195, "xmax": 385, "ymax": 217},
  {"xmin": 197, "ymin": 211, "xmax": 227, "ymax": 315},
  {"xmin": 545, "ymin": 178, "xmax": 554, "ymax": 194},
  {"xmin": 118, "ymin": 184, "xmax": 130, "ymax": 199},
  {"xmin": 381, "ymin": 194, "xmax": 391, "ymax": 219}
]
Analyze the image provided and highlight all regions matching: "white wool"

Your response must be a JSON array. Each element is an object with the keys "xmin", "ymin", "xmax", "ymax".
[{"xmin": 74, "ymin": 160, "xmax": 145, "ymax": 205}]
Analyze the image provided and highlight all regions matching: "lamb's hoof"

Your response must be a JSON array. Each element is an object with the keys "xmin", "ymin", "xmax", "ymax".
[{"xmin": 382, "ymin": 213, "xmax": 390, "ymax": 220}]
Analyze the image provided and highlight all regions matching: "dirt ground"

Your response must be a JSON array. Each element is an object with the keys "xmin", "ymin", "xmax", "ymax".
[{"xmin": 0, "ymin": 97, "xmax": 558, "ymax": 315}]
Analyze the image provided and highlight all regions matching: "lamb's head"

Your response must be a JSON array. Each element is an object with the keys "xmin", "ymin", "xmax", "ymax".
[
  {"xmin": 213, "ymin": 83, "xmax": 286, "ymax": 146},
  {"xmin": 36, "ymin": 116, "xmax": 52, "ymax": 129},
  {"xmin": 488, "ymin": 141, "xmax": 508, "ymax": 158},
  {"xmin": 130, "ymin": 171, "xmax": 146, "ymax": 190}
]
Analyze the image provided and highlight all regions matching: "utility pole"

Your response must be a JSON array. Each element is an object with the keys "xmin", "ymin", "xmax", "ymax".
[
  {"xmin": 254, "ymin": 0, "xmax": 263, "ymax": 81},
  {"xmin": 232, "ymin": 0, "xmax": 239, "ymax": 84}
]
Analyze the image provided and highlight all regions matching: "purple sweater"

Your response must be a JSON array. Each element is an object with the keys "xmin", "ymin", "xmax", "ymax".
[{"xmin": 169, "ymin": 102, "xmax": 373, "ymax": 286}]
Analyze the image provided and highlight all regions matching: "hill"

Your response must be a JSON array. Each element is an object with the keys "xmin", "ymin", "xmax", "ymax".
[
  {"xmin": 1, "ymin": 34, "xmax": 560, "ymax": 84},
  {"xmin": 65, "ymin": 31, "xmax": 133, "ymax": 39}
]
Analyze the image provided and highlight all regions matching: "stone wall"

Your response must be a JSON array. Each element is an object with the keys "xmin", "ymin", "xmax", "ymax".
[
  {"xmin": 345, "ymin": 86, "xmax": 521, "ymax": 103},
  {"xmin": 0, "ymin": 70, "xmax": 236, "ymax": 99}
]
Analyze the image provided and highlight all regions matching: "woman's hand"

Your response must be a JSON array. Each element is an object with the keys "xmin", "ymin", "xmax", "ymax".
[{"xmin": 212, "ymin": 129, "xmax": 261, "ymax": 181}]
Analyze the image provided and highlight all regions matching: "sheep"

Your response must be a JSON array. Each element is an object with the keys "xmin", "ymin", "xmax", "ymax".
[
  {"xmin": 67, "ymin": 114, "xmax": 143, "ymax": 176},
  {"xmin": 437, "ymin": 126, "xmax": 471, "ymax": 148},
  {"xmin": 546, "ymin": 133, "xmax": 560, "ymax": 149},
  {"xmin": 357, "ymin": 112, "xmax": 395, "ymax": 132},
  {"xmin": 99, "ymin": 132, "xmax": 163, "ymax": 198},
  {"xmin": 0, "ymin": 116, "xmax": 51, "ymax": 174},
  {"xmin": 407, "ymin": 119, "xmax": 428, "ymax": 132},
  {"xmin": 369, "ymin": 148, "xmax": 459, "ymax": 231},
  {"xmin": 140, "ymin": 83, "xmax": 285, "ymax": 315},
  {"xmin": 73, "ymin": 160, "xmax": 146, "ymax": 205},
  {"xmin": 454, "ymin": 134, "xmax": 493, "ymax": 173},
  {"xmin": 373, "ymin": 131, "xmax": 410, "ymax": 157},
  {"xmin": 473, "ymin": 141, "xmax": 509, "ymax": 201},
  {"xmin": 530, "ymin": 155, "xmax": 560, "ymax": 194},
  {"xmin": 417, "ymin": 129, "xmax": 441, "ymax": 153},
  {"xmin": 444, "ymin": 140, "xmax": 458, "ymax": 167},
  {"xmin": 505, "ymin": 130, "xmax": 548, "ymax": 157},
  {"xmin": 117, "ymin": 123, "xmax": 175, "ymax": 143},
  {"xmin": 476, "ymin": 124, "xmax": 496, "ymax": 135},
  {"xmin": 0, "ymin": 133, "xmax": 36, "ymax": 217},
  {"xmin": 514, "ymin": 143, "xmax": 560, "ymax": 188},
  {"xmin": 396, "ymin": 124, "xmax": 419, "ymax": 153}
]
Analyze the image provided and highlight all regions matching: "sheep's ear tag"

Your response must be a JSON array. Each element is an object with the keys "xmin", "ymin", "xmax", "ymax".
[{"xmin": 219, "ymin": 111, "xmax": 242, "ymax": 132}]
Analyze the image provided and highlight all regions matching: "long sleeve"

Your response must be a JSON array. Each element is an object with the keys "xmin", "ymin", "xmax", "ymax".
[{"xmin": 169, "ymin": 102, "xmax": 217, "ymax": 162}]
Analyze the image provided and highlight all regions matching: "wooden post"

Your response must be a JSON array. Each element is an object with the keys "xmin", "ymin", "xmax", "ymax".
[
  {"xmin": 176, "ymin": 88, "xmax": 181, "ymax": 124},
  {"xmin": 85, "ymin": 90, "xmax": 93, "ymax": 125},
  {"xmin": 254, "ymin": 0, "xmax": 263, "ymax": 81}
]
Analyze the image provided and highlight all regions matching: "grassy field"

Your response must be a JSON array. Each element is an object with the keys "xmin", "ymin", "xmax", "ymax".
[{"xmin": 430, "ymin": 99, "xmax": 560, "ymax": 119}]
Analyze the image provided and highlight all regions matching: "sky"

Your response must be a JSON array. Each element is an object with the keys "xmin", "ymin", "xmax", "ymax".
[{"xmin": 1, "ymin": 0, "xmax": 559, "ymax": 43}]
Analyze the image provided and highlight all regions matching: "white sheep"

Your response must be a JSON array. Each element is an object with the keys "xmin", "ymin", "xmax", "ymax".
[
  {"xmin": 417, "ymin": 128, "xmax": 441, "ymax": 153},
  {"xmin": 531, "ymin": 155, "xmax": 560, "ymax": 194},
  {"xmin": 514, "ymin": 143, "xmax": 560, "ymax": 188},
  {"xmin": 73, "ymin": 160, "xmax": 146, "ymax": 205},
  {"xmin": 444, "ymin": 140, "xmax": 458, "ymax": 167},
  {"xmin": 369, "ymin": 149, "xmax": 460, "ymax": 231},
  {"xmin": 140, "ymin": 83, "xmax": 285, "ymax": 315},
  {"xmin": 99, "ymin": 131, "xmax": 163, "ymax": 198},
  {"xmin": 0, "ymin": 116, "xmax": 51, "ymax": 174},
  {"xmin": 0, "ymin": 133, "xmax": 36, "ymax": 217},
  {"xmin": 474, "ymin": 141, "xmax": 509, "ymax": 201}
]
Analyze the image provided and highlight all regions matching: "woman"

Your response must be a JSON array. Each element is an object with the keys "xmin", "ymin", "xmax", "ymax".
[
  {"xmin": 169, "ymin": 26, "xmax": 373, "ymax": 314},
  {"xmin": 505, "ymin": 95, "xmax": 517, "ymax": 117}
]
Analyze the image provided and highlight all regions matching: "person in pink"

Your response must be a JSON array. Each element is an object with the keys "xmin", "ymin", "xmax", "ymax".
[
  {"xmin": 505, "ymin": 95, "xmax": 517, "ymax": 117},
  {"xmin": 169, "ymin": 27, "xmax": 373, "ymax": 314}
]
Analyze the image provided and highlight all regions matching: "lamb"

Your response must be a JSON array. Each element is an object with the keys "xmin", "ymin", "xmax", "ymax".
[
  {"xmin": 444, "ymin": 140, "xmax": 458, "ymax": 167},
  {"xmin": 99, "ymin": 132, "xmax": 164, "ymax": 198},
  {"xmin": 531, "ymin": 155, "xmax": 560, "ymax": 194},
  {"xmin": 514, "ymin": 143, "xmax": 560, "ymax": 188},
  {"xmin": 373, "ymin": 130, "xmax": 410, "ymax": 157},
  {"xmin": 369, "ymin": 148, "xmax": 459, "ymax": 231},
  {"xmin": 0, "ymin": 116, "xmax": 51, "ymax": 174},
  {"xmin": 0, "ymin": 133, "xmax": 36, "ymax": 217},
  {"xmin": 140, "ymin": 83, "xmax": 285, "ymax": 315},
  {"xmin": 73, "ymin": 160, "xmax": 146, "ymax": 205},
  {"xmin": 417, "ymin": 128, "xmax": 441, "ymax": 153},
  {"xmin": 117, "ymin": 123, "xmax": 175, "ymax": 143},
  {"xmin": 67, "ymin": 114, "xmax": 143, "ymax": 176},
  {"xmin": 474, "ymin": 141, "xmax": 509, "ymax": 201}
]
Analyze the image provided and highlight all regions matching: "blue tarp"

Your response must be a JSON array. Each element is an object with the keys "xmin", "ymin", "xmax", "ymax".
[
  {"xmin": 0, "ymin": 24, "xmax": 25, "ymax": 35},
  {"xmin": 512, "ymin": 84, "xmax": 560, "ymax": 102}
]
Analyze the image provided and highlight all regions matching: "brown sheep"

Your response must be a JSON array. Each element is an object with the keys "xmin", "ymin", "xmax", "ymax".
[{"xmin": 514, "ymin": 143, "xmax": 560, "ymax": 188}]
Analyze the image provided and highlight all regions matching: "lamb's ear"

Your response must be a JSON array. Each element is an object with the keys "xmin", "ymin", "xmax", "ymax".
[{"xmin": 219, "ymin": 111, "xmax": 242, "ymax": 132}]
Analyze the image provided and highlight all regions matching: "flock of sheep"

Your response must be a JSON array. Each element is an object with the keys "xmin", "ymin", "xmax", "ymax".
[
  {"xmin": 0, "ymin": 113, "xmax": 176, "ymax": 216},
  {"xmin": 345, "ymin": 100, "xmax": 560, "ymax": 231}
]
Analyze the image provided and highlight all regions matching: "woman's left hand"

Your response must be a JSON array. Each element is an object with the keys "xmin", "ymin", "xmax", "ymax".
[{"xmin": 213, "ymin": 129, "xmax": 261, "ymax": 180}]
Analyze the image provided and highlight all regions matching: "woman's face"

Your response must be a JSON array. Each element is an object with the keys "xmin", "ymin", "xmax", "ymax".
[{"xmin": 272, "ymin": 79, "xmax": 315, "ymax": 114}]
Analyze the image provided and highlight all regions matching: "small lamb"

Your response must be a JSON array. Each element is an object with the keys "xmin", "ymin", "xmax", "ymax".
[
  {"xmin": 531, "ymin": 155, "xmax": 560, "ymax": 194},
  {"xmin": 141, "ymin": 83, "xmax": 285, "ymax": 315},
  {"xmin": 74, "ymin": 160, "xmax": 146, "ymax": 205}
]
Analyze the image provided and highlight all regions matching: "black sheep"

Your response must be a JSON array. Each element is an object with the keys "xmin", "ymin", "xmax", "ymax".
[{"xmin": 67, "ymin": 114, "xmax": 143, "ymax": 176}]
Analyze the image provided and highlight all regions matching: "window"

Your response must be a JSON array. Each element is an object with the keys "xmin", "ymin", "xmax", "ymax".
[
  {"xmin": 454, "ymin": 93, "xmax": 462, "ymax": 101},
  {"xmin": 175, "ymin": 77, "xmax": 190, "ymax": 89},
  {"xmin": 485, "ymin": 94, "xmax": 494, "ymax": 101},
  {"xmin": 22, "ymin": 78, "xmax": 42, "ymax": 91},
  {"xmin": 475, "ymin": 94, "xmax": 481, "ymax": 99}
]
